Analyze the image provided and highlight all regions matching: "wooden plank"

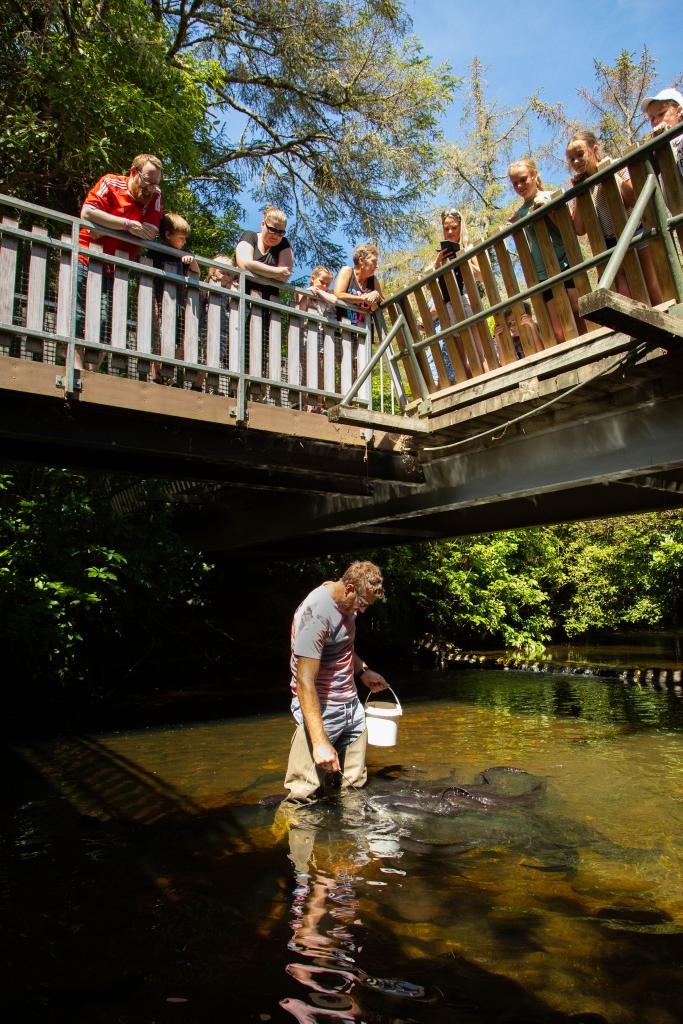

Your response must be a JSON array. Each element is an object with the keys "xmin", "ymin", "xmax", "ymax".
[
  {"xmin": 551, "ymin": 203, "xmax": 601, "ymax": 332},
  {"xmin": 476, "ymin": 247, "xmax": 517, "ymax": 364},
  {"xmin": 228, "ymin": 296, "xmax": 239, "ymax": 373},
  {"xmin": 110, "ymin": 248, "xmax": 129, "ymax": 373},
  {"xmin": 323, "ymin": 324, "xmax": 336, "ymax": 397},
  {"xmin": 206, "ymin": 292, "xmax": 222, "ymax": 369},
  {"xmin": 249, "ymin": 302, "xmax": 263, "ymax": 379},
  {"xmin": 657, "ymin": 142, "xmax": 683, "ymax": 249},
  {"xmin": 287, "ymin": 318, "xmax": 301, "ymax": 406},
  {"xmin": 340, "ymin": 327, "xmax": 354, "ymax": 395},
  {"xmin": 440, "ymin": 272, "xmax": 480, "ymax": 377},
  {"xmin": 0, "ymin": 214, "xmax": 19, "ymax": 356},
  {"xmin": 357, "ymin": 325, "xmax": 371, "ymax": 406},
  {"xmin": 574, "ymin": 191, "xmax": 607, "ymax": 258},
  {"xmin": 305, "ymin": 322, "xmax": 318, "ymax": 391},
  {"xmin": 459, "ymin": 258, "xmax": 499, "ymax": 371},
  {"xmin": 533, "ymin": 217, "xmax": 578, "ymax": 340},
  {"xmin": 511, "ymin": 228, "xmax": 556, "ymax": 347},
  {"xmin": 136, "ymin": 257, "xmax": 154, "ymax": 356},
  {"xmin": 84, "ymin": 243, "xmax": 104, "ymax": 347},
  {"xmin": 398, "ymin": 295, "xmax": 433, "ymax": 397},
  {"xmin": 56, "ymin": 232, "xmax": 72, "ymax": 340},
  {"xmin": 26, "ymin": 225, "xmax": 48, "ymax": 357},
  {"xmin": 385, "ymin": 302, "xmax": 419, "ymax": 398},
  {"xmin": 492, "ymin": 240, "xmax": 537, "ymax": 358},
  {"xmin": 412, "ymin": 284, "xmax": 449, "ymax": 388},
  {"xmin": 27, "ymin": 225, "xmax": 47, "ymax": 330},
  {"xmin": 427, "ymin": 274, "xmax": 469, "ymax": 381},
  {"xmin": 628, "ymin": 157, "xmax": 675, "ymax": 302},
  {"xmin": 160, "ymin": 261, "xmax": 177, "ymax": 364},
  {"xmin": 184, "ymin": 273, "xmax": 200, "ymax": 365},
  {"xmin": 600, "ymin": 175, "xmax": 649, "ymax": 303},
  {"xmin": 269, "ymin": 310, "xmax": 282, "ymax": 382}
]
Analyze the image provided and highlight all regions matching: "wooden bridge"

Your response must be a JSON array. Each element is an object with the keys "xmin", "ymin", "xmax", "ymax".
[{"xmin": 2, "ymin": 123, "xmax": 683, "ymax": 555}]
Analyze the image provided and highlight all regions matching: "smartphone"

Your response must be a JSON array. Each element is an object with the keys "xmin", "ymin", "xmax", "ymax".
[{"xmin": 440, "ymin": 240, "xmax": 459, "ymax": 256}]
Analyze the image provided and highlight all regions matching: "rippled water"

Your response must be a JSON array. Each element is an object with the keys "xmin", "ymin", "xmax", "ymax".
[{"xmin": 5, "ymin": 669, "xmax": 683, "ymax": 1023}]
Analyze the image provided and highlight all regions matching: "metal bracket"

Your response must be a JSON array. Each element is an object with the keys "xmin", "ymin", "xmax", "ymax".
[{"xmin": 56, "ymin": 374, "xmax": 82, "ymax": 394}]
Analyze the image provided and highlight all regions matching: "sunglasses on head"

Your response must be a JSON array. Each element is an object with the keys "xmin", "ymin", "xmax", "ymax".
[{"xmin": 442, "ymin": 208, "xmax": 461, "ymax": 221}]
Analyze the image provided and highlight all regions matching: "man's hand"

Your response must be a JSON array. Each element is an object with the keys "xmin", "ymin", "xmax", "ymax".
[
  {"xmin": 127, "ymin": 221, "xmax": 158, "ymax": 240},
  {"xmin": 312, "ymin": 738, "xmax": 340, "ymax": 773},
  {"xmin": 361, "ymin": 669, "xmax": 389, "ymax": 693}
]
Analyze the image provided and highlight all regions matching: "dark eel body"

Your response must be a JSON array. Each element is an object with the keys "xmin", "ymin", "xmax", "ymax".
[{"xmin": 368, "ymin": 766, "xmax": 546, "ymax": 818}]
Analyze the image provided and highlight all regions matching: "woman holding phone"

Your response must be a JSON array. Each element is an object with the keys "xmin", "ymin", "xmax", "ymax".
[{"xmin": 424, "ymin": 208, "xmax": 482, "ymax": 384}]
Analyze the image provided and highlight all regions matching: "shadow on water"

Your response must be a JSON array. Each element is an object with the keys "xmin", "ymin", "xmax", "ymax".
[{"xmin": 4, "ymin": 666, "xmax": 683, "ymax": 1022}]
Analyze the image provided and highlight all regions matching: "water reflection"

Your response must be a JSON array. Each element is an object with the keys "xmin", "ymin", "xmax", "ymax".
[
  {"xmin": 279, "ymin": 798, "xmax": 432, "ymax": 1021},
  {"xmin": 7, "ymin": 670, "xmax": 683, "ymax": 1022}
]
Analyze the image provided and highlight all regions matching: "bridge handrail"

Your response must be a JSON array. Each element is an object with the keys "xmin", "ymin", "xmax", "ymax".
[
  {"xmin": 357, "ymin": 121, "xmax": 683, "ymax": 413},
  {"xmin": 0, "ymin": 197, "xmax": 402, "ymax": 419}
]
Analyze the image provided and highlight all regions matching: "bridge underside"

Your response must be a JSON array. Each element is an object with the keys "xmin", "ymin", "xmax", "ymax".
[{"xmin": 3, "ymin": 309, "xmax": 683, "ymax": 556}]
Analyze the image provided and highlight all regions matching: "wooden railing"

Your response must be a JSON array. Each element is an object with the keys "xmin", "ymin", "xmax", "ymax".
[
  {"xmin": 370, "ymin": 121, "xmax": 683, "ymax": 411},
  {"xmin": 0, "ymin": 196, "xmax": 403, "ymax": 422}
]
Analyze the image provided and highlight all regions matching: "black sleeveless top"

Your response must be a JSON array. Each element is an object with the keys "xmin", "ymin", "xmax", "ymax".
[{"xmin": 239, "ymin": 229, "xmax": 292, "ymax": 301}]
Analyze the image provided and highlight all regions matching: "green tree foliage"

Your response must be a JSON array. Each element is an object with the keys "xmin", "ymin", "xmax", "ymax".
[
  {"xmin": 154, "ymin": 0, "xmax": 456, "ymax": 259},
  {"xmin": 0, "ymin": 1, "xmax": 226, "ymax": 213},
  {"xmin": 381, "ymin": 530, "xmax": 561, "ymax": 657},
  {"xmin": 0, "ymin": 466, "xmax": 216, "ymax": 718},
  {"xmin": 552, "ymin": 513, "xmax": 683, "ymax": 636},
  {"xmin": 1, "ymin": 1, "xmax": 455, "ymax": 261}
]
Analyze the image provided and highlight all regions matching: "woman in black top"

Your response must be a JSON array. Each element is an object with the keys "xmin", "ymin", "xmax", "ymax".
[{"xmin": 235, "ymin": 205, "xmax": 294, "ymax": 301}]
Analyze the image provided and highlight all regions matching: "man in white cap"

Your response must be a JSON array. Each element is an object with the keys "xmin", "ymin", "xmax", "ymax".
[{"xmin": 641, "ymin": 88, "xmax": 683, "ymax": 185}]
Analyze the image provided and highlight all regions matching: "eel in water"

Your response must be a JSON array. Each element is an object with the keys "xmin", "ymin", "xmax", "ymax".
[{"xmin": 368, "ymin": 766, "xmax": 546, "ymax": 817}]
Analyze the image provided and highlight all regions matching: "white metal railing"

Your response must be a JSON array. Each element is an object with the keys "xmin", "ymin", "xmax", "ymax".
[{"xmin": 0, "ymin": 193, "xmax": 401, "ymax": 422}]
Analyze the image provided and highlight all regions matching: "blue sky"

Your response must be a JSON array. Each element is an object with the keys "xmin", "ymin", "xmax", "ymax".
[
  {"xmin": 406, "ymin": 0, "xmax": 681, "ymax": 135},
  {"xmin": 235, "ymin": 0, "xmax": 682, "ymax": 270}
]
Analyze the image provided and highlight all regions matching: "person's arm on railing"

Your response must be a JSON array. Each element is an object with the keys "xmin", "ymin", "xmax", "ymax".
[
  {"xmin": 81, "ymin": 204, "xmax": 158, "ymax": 241},
  {"xmin": 235, "ymin": 239, "xmax": 293, "ymax": 282},
  {"xmin": 334, "ymin": 266, "xmax": 382, "ymax": 311}
]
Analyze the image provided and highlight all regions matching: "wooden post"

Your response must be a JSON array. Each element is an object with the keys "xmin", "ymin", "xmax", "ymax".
[
  {"xmin": 0, "ymin": 215, "xmax": 19, "ymax": 357},
  {"xmin": 476, "ymin": 247, "xmax": 517, "ymax": 364},
  {"xmin": 511, "ymin": 228, "xmax": 556, "ymax": 347},
  {"xmin": 136, "ymin": 256, "xmax": 154, "ymax": 379},
  {"xmin": 26, "ymin": 224, "xmax": 48, "ymax": 359},
  {"xmin": 628, "ymin": 157, "xmax": 675, "ymax": 302},
  {"xmin": 110, "ymin": 248, "xmax": 129, "ymax": 375},
  {"xmin": 287, "ymin": 317, "xmax": 301, "ymax": 408},
  {"xmin": 183, "ymin": 271, "xmax": 200, "ymax": 388},
  {"xmin": 160, "ymin": 260, "xmax": 177, "ymax": 382},
  {"xmin": 412, "ymin": 284, "xmax": 450, "ymax": 389}
]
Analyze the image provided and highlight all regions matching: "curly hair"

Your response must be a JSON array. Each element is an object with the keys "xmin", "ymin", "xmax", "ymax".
[
  {"xmin": 352, "ymin": 243, "xmax": 379, "ymax": 266},
  {"xmin": 342, "ymin": 560, "xmax": 384, "ymax": 601}
]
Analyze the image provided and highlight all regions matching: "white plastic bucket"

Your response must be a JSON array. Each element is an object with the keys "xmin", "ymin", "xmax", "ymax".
[{"xmin": 364, "ymin": 687, "xmax": 402, "ymax": 747}]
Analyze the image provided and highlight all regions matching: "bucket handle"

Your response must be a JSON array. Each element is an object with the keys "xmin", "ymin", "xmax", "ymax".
[{"xmin": 364, "ymin": 685, "xmax": 402, "ymax": 714}]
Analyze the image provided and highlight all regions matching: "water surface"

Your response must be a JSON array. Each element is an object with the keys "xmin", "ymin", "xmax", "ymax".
[{"xmin": 5, "ymin": 668, "xmax": 683, "ymax": 1023}]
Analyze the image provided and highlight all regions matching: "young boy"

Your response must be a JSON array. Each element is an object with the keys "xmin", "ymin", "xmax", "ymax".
[{"xmin": 152, "ymin": 213, "xmax": 200, "ymax": 385}]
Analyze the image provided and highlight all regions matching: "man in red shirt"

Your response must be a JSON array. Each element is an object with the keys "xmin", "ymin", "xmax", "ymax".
[{"xmin": 76, "ymin": 154, "xmax": 163, "ymax": 368}]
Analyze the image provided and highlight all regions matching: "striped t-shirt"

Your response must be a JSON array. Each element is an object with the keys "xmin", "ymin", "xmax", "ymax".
[{"xmin": 290, "ymin": 584, "xmax": 357, "ymax": 702}]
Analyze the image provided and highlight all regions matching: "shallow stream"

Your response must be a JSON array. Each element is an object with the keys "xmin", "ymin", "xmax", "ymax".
[{"xmin": 5, "ymin": 668, "xmax": 683, "ymax": 1023}]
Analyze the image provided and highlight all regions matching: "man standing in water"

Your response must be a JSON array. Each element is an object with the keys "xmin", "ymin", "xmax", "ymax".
[{"xmin": 283, "ymin": 560, "xmax": 390, "ymax": 803}]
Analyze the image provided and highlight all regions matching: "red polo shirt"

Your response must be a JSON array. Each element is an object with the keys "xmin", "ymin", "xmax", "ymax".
[{"xmin": 78, "ymin": 174, "xmax": 163, "ymax": 264}]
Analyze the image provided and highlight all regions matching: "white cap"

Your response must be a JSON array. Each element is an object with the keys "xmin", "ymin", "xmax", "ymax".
[{"xmin": 640, "ymin": 88, "xmax": 683, "ymax": 114}]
